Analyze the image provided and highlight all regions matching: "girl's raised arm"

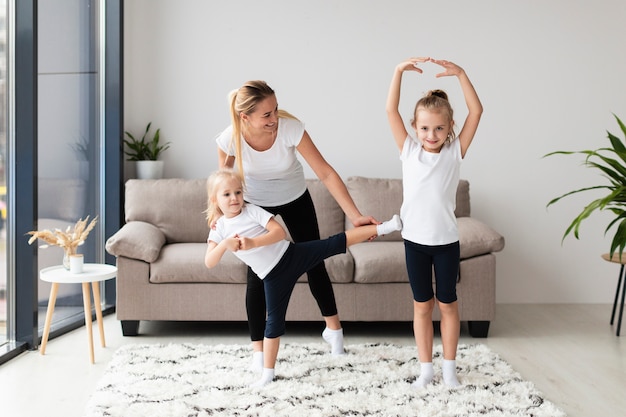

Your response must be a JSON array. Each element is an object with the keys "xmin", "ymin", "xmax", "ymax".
[
  {"xmin": 430, "ymin": 59, "xmax": 483, "ymax": 158},
  {"xmin": 385, "ymin": 57, "xmax": 430, "ymax": 151}
]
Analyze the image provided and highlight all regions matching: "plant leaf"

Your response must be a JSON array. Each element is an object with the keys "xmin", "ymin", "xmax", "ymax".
[{"xmin": 546, "ymin": 114, "xmax": 626, "ymax": 256}]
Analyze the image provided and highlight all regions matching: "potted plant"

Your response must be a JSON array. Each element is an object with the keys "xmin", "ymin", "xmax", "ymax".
[
  {"xmin": 545, "ymin": 114, "xmax": 626, "ymax": 260},
  {"xmin": 123, "ymin": 122, "xmax": 171, "ymax": 179}
]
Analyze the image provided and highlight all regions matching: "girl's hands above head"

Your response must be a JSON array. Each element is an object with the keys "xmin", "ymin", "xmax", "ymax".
[
  {"xmin": 430, "ymin": 58, "xmax": 464, "ymax": 78},
  {"xmin": 396, "ymin": 57, "xmax": 431, "ymax": 73}
]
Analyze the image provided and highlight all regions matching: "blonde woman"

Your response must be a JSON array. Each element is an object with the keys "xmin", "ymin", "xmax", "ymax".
[{"xmin": 215, "ymin": 80, "xmax": 378, "ymax": 371}]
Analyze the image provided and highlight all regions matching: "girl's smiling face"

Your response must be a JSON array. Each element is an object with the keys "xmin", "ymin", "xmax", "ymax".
[
  {"xmin": 413, "ymin": 109, "xmax": 453, "ymax": 153},
  {"xmin": 214, "ymin": 177, "xmax": 244, "ymax": 218}
]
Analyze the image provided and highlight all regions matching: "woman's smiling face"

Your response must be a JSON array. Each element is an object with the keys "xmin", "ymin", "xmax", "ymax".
[{"xmin": 241, "ymin": 95, "xmax": 279, "ymax": 135}]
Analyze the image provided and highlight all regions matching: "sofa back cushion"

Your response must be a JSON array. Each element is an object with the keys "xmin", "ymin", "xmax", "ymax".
[
  {"xmin": 346, "ymin": 177, "xmax": 404, "ymax": 242},
  {"xmin": 305, "ymin": 179, "xmax": 345, "ymax": 238},
  {"xmin": 345, "ymin": 177, "xmax": 471, "ymax": 242},
  {"xmin": 456, "ymin": 180, "xmax": 470, "ymax": 218},
  {"xmin": 123, "ymin": 177, "xmax": 471, "ymax": 245},
  {"xmin": 125, "ymin": 178, "xmax": 210, "ymax": 243}
]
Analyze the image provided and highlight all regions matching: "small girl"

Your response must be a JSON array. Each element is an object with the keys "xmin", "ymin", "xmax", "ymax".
[
  {"xmin": 385, "ymin": 57, "xmax": 483, "ymax": 388},
  {"xmin": 204, "ymin": 169, "xmax": 402, "ymax": 388}
]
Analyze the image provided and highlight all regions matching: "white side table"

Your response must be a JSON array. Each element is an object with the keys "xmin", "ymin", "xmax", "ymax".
[{"xmin": 39, "ymin": 263, "xmax": 117, "ymax": 363}]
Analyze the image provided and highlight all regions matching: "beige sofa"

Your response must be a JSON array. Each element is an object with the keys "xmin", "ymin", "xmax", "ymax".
[{"xmin": 105, "ymin": 177, "xmax": 505, "ymax": 338}]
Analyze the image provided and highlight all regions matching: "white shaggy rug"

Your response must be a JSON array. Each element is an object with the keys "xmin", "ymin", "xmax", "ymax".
[{"xmin": 85, "ymin": 342, "xmax": 566, "ymax": 417}]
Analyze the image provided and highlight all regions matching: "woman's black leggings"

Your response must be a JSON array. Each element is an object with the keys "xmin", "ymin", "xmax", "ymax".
[{"xmin": 246, "ymin": 189, "xmax": 339, "ymax": 341}]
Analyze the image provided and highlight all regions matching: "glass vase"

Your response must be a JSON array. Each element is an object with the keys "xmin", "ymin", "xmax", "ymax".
[{"xmin": 62, "ymin": 248, "xmax": 76, "ymax": 270}]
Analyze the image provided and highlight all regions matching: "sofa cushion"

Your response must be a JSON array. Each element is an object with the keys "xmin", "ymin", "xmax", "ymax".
[
  {"xmin": 455, "ymin": 180, "xmax": 470, "ymax": 218},
  {"xmin": 105, "ymin": 221, "xmax": 166, "ymax": 263},
  {"xmin": 321, "ymin": 253, "xmax": 354, "ymax": 283},
  {"xmin": 458, "ymin": 217, "xmax": 505, "ymax": 258},
  {"xmin": 150, "ymin": 242, "xmax": 354, "ymax": 284},
  {"xmin": 350, "ymin": 241, "xmax": 409, "ymax": 283},
  {"xmin": 125, "ymin": 178, "xmax": 210, "ymax": 244},
  {"xmin": 346, "ymin": 177, "xmax": 404, "ymax": 242},
  {"xmin": 306, "ymin": 179, "xmax": 345, "ymax": 238},
  {"xmin": 350, "ymin": 218, "xmax": 504, "ymax": 284},
  {"xmin": 150, "ymin": 243, "xmax": 248, "ymax": 284}
]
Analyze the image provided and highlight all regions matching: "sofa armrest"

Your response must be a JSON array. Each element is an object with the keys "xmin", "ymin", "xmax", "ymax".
[
  {"xmin": 458, "ymin": 217, "xmax": 505, "ymax": 259},
  {"xmin": 105, "ymin": 221, "xmax": 166, "ymax": 263}
]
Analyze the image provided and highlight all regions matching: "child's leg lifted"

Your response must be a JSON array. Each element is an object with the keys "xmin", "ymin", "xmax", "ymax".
[
  {"xmin": 346, "ymin": 214, "xmax": 402, "ymax": 246},
  {"xmin": 250, "ymin": 214, "xmax": 402, "ymax": 388}
]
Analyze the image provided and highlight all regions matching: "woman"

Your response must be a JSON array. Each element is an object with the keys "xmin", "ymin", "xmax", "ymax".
[{"xmin": 215, "ymin": 80, "xmax": 378, "ymax": 372}]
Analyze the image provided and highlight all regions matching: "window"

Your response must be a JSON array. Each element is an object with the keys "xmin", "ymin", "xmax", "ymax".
[
  {"xmin": 0, "ymin": 0, "xmax": 6, "ymax": 347},
  {"xmin": 0, "ymin": 0, "xmax": 122, "ymax": 364}
]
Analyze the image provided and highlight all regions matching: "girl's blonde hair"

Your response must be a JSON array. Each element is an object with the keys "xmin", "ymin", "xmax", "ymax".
[
  {"xmin": 228, "ymin": 80, "xmax": 298, "ymax": 178},
  {"xmin": 205, "ymin": 169, "xmax": 245, "ymax": 227},
  {"xmin": 411, "ymin": 89, "xmax": 457, "ymax": 141}
]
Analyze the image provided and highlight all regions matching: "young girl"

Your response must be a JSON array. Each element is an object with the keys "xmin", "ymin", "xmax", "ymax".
[
  {"xmin": 204, "ymin": 169, "xmax": 401, "ymax": 388},
  {"xmin": 385, "ymin": 57, "xmax": 483, "ymax": 388}
]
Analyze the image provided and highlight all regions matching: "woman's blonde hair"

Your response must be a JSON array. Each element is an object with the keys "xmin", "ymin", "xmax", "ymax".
[
  {"xmin": 228, "ymin": 80, "xmax": 298, "ymax": 178},
  {"xmin": 411, "ymin": 89, "xmax": 457, "ymax": 141},
  {"xmin": 205, "ymin": 169, "xmax": 245, "ymax": 227}
]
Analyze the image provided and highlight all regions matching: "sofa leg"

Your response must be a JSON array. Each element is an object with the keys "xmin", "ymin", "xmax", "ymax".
[
  {"xmin": 468, "ymin": 320, "xmax": 490, "ymax": 338},
  {"xmin": 121, "ymin": 320, "xmax": 140, "ymax": 336}
]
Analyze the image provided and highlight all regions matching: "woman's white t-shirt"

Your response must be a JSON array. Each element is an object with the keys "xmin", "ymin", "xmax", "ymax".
[
  {"xmin": 207, "ymin": 204, "xmax": 289, "ymax": 279},
  {"xmin": 215, "ymin": 117, "xmax": 307, "ymax": 206},
  {"xmin": 400, "ymin": 137, "xmax": 462, "ymax": 246}
]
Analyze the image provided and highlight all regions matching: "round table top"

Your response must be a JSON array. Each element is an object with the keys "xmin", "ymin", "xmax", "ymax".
[
  {"xmin": 601, "ymin": 253, "xmax": 626, "ymax": 265},
  {"xmin": 40, "ymin": 263, "xmax": 117, "ymax": 284}
]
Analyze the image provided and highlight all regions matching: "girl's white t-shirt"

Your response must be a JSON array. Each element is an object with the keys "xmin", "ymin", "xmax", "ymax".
[
  {"xmin": 400, "ymin": 137, "xmax": 462, "ymax": 246},
  {"xmin": 215, "ymin": 117, "xmax": 307, "ymax": 206},
  {"xmin": 208, "ymin": 204, "xmax": 289, "ymax": 279}
]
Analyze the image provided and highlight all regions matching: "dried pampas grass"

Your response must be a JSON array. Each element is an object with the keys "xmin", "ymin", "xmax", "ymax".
[{"xmin": 27, "ymin": 215, "xmax": 98, "ymax": 254}]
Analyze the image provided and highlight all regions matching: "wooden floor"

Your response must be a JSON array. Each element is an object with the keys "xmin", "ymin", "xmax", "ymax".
[{"xmin": 0, "ymin": 304, "xmax": 624, "ymax": 416}]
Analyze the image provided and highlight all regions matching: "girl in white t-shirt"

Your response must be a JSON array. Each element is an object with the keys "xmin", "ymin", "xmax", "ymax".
[
  {"xmin": 204, "ymin": 169, "xmax": 401, "ymax": 388},
  {"xmin": 385, "ymin": 57, "xmax": 483, "ymax": 388}
]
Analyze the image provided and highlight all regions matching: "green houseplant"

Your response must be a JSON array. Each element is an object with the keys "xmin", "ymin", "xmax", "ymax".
[
  {"xmin": 123, "ymin": 122, "xmax": 171, "ymax": 161},
  {"xmin": 545, "ymin": 114, "xmax": 626, "ymax": 259},
  {"xmin": 124, "ymin": 122, "xmax": 172, "ymax": 179}
]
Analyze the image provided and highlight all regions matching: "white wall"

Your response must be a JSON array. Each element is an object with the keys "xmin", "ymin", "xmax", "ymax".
[{"xmin": 124, "ymin": 0, "xmax": 626, "ymax": 304}]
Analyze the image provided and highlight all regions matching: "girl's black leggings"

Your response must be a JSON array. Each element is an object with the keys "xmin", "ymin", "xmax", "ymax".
[
  {"xmin": 404, "ymin": 239, "xmax": 460, "ymax": 304},
  {"xmin": 246, "ymin": 189, "xmax": 339, "ymax": 341}
]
